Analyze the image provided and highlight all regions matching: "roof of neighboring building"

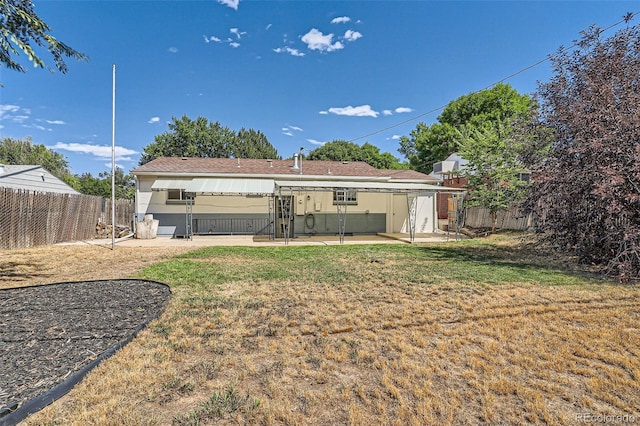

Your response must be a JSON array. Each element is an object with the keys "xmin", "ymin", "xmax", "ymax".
[
  {"xmin": 132, "ymin": 157, "xmax": 440, "ymax": 182},
  {"xmin": 429, "ymin": 152, "xmax": 470, "ymax": 179},
  {"xmin": 0, "ymin": 165, "xmax": 80, "ymax": 195}
]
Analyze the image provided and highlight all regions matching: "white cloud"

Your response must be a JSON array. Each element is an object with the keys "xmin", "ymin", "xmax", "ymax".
[
  {"xmin": 307, "ymin": 139, "xmax": 326, "ymax": 146},
  {"xmin": 331, "ymin": 16, "xmax": 351, "ymax": 24},
  {"xmin": 344, "ymin": 30, "xmax": 362, "ymax": 42},
  {"xmin": 229, "ymin": 42, "xmax": 240, "ymax": 48},
  {"xmin": 230, "ymin": 28, "xmax": 247, "ymax": 39},
  {"xmin": 319, "ymin": 111, "xmax": 329, "ymax": 115},
  {"xmin": 0, "ymin": 104, "xmax": 20, "ymax": 118},
  {"xmin": 51, "ymin": 142, "xmax": 138, "ymax": 161},
  {"xmin": 45, "ymin": 120, "xmax": 66, "ymax": 125},
  {"xmin": 395, "ymin": 107, "xmax": 413, "ymax": 113},
  {"xmin": 0, "ymin": 104, "xmax": 28, "ymax": 122},
  {"xmin": 383, "ymin": 110, "xmax": 393, "ymax": 116},
  {"xmin": 218, "ymin": 0, "xmax": 239, "ymax": 10},
  {"xmin": 148, "ymin": 117, "xmax": 160, "ymax": 124},
  {"xmin": 273, "ymin": 47, "xmax": 305, "ymax": 57},
  {"xmin": 325, "ymin": 105, "xmax": 379, "ymax": 118},
  {"xmin": 391, "ymin": 135, "xmax": 401, "ymax": 140},
  {"xmin": 168, "ymin": 47, "xmax": 178, "ymax": 53},
  {"xmin": 104, "ymin": 163, "xmax": 126, "ymax": 170},
  {"xmin": 282, "ymin": 125, "xmax": 303, "ymax": 136},
  {"xmin": 204, "ymin": 35, "xmax": 222, "ymax": 43},
  {"xmin": 301, "ymin": 28, "xmax": 344, "ymax": 52}
]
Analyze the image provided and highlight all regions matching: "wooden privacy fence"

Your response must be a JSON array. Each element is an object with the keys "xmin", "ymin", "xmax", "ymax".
[
  {"xmin": 463, "ymin": 206, "xmax": 534, "ymax": 231},
  {"xmin": 102, "ymin": 198, "xmax": 135, "ymax": 229},
  {"xmin": 0, "ymin": 188, "xmax": 134, "ymax": 250}
]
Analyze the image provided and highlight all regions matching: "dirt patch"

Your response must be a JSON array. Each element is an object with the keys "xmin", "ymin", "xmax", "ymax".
[{"xmin": 0, "ymin": 243, "xmax": 192, "ymax": 290}]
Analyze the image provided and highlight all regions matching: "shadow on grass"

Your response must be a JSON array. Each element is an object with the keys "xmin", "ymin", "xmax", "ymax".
[
  {"xmin": 412, "ymin": 244, "xmax": 607, "ymax": 286},
  {"xmin": 0, "ymin": 261, "xmax": 52, "ymax": 284}
]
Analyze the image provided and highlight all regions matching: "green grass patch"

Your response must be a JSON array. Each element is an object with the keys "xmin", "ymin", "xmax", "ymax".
[{"xmin": 138, "ymin": 239, "xmax": 610, "ymax": 289}]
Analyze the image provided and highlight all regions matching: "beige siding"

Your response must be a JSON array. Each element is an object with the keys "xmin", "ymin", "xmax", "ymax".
[
  {"xmin": 290, "ymin": 191, "xmax": 389, "ymax": 216},
  {"xmin": 136, "ymin": 176, "xmax": 438, "ymax": 234}
]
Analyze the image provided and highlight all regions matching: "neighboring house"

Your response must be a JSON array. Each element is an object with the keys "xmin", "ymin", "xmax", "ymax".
[
  {"xmin": 431, "ymin": 152, "xmax": 531, "ymax": 229},
  {"xmin": 430, "ymin": 153, "xmax": 470, "ymax": 225},
  {"xmin": 430, "ymin": 152, "xmax": 469, "ymax": 182},
  {"xmin": 132, "ymin": 156, "xmax": 463, "ymax": 240},
  {"xmin": 0, "ymin": 164, "xmax": 79, "ymax": 195}
]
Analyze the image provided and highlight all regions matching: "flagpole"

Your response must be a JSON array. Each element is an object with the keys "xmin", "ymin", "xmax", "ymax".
[{"xmin": 111, "ymin": 64, "xmax": 116, "ymax": 250}]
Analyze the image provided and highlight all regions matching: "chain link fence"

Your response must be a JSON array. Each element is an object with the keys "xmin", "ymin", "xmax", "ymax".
[{"xmin": 0, "ymin": 188, "xmax": 134, "ymax": 250}]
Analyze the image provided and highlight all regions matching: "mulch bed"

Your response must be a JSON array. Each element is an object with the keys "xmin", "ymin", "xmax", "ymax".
[{"xmin": 0, "ymin": 279, "xmax": 171, "ymax": 424}]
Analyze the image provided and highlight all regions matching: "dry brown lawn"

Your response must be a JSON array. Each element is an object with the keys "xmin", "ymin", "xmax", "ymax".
[{"xmin": 2, "ymin": 237, "xmax": 639, "ymax": 425}]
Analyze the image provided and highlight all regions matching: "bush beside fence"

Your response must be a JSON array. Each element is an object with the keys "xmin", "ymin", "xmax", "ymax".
[{"xmin": 0, "ymin": 188, "xmax": 134, "ymax": 250}]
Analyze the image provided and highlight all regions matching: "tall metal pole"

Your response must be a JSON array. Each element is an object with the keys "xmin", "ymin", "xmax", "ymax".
[{"xmin": 111, "ymin": 64, "xmax": 116, "ymax": 250}]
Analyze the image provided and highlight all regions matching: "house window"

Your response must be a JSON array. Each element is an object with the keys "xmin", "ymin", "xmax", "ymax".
[
  {"xmin": 166, "ymin": 189, "xmax": 193, "ymax": 204},
  {"xmin": 333, "ymin": 190, "xmax": 357, "ymax": 205}
]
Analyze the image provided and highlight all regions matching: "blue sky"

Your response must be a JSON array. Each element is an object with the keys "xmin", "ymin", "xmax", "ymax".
[{"xmin": 0, "ymin": 1, "xmax": 637, "ymax": 176}]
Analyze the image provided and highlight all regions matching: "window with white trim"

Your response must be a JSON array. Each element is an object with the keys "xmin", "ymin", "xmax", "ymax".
[{"xmin": 333, "ymin": 190, "xmax": 357, "ymax": 205}]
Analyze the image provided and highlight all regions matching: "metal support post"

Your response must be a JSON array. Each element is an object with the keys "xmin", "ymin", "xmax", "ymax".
[
  {"xmin": 406, "ymin": 193, "xmax": 417, "ymax": 242},
  {"xmin": 185, "ymin": 192, "xmax": 194, "ymax": 240},
  {"xmin": 336, "ymin": 189, "xmax": 348, "ymax": 244},
  {"xmin": 278, "ymin": 188, "xmax": 293, "ymax": 245},
  {"xmin": 268, "ymin": 195, "xmax": 275, "ymax": 240}
]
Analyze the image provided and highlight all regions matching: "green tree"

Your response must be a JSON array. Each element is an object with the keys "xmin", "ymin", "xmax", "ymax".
[
  {"xmin": 235, "ymin": 128, "xmax": 280, "ymax": 159},
  {"xmin": 0, "ymin": 0, "xmax": 87, "ymax": 79},
  {"xmin": 0, "ymin": 136, "xmax": 71, "ymax": 179},
  {"xmin": 399, "ymin": 83, "xmax": 536, "ymax": 173},
  {"xmin": 458, "ymin": 121, "xmax": 530, "ymax": 233},
  {"xmin": 71, "ymin": 169, "xmax": 134, "ymax": 200},
  {"xmin": 307, "ymin": 140, "xmax": 408, "ymax": 169},
  {"xmin": 139, "ymin": 115, "xmax": 280, "ymax": 164}
]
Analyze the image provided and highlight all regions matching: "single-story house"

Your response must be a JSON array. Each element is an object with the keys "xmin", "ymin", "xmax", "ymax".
[
  {"xmin": 0, "ymin": 164, "xmax": 80, "ymax": 195},
  {"xmin": 131, "ymin": 156, "xmax": 464, "ymax": 241}
]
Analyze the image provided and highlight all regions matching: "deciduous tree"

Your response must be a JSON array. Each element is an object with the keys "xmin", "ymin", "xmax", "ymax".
[
  {"xmin": 458, "ymin": 121, "xmax": 530, "ymax": 232},
  {"xmin": 139, "ymin": 115, "xmax": 280, "ymax": 164},
  {"xmin": 399, "ymin": 83, "xmax": 535, "ymax": 173},
  {"xmin": 307, "ymin": 140, "xmax": 408, "ymax": 169},
  {"xmin": 0, "ymin": 136, "xmax": 71, "ymax": 179},
  {"xmin": 69, "ymin": 169, "xmax": 135, "ymax": 200},
  {"xmin": 522, "ymin": 22, "xmax": 640, "ymax": 281},
  {"xmin": 0, "ymin": 0, "xmax": 87, "ymax": 80}
]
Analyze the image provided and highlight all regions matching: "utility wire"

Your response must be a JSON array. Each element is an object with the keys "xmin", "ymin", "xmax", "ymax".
[{"xmin": 348, "ymin": 11, "xmax": 640, "ymax": 144}]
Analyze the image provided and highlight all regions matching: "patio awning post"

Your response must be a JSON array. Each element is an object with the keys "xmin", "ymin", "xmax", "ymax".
[
  {"xmin": 406, "ymin": 193, "xmax": 417, "ymax": 242},
  {"xmin": 336, "ymin": 189, "xmax": 348, "ymax": 244}
]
